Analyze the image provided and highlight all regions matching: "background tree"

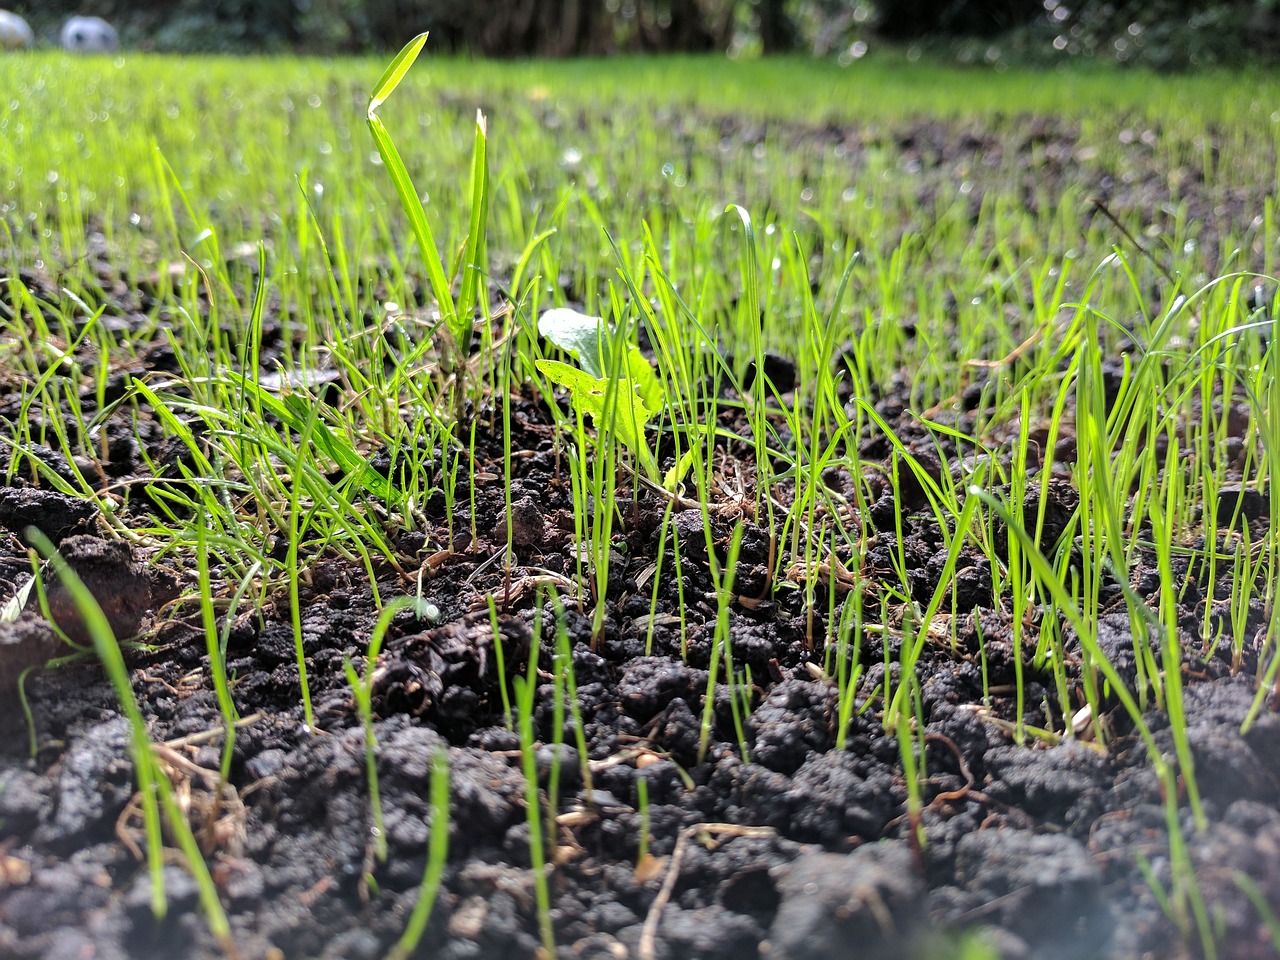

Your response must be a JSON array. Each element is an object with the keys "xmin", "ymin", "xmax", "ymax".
[
  {"xmin": 757, "ymin": 0, "xmax": 798, "ymax": 53},
  {"xmin": 10, "ymin": 0, "xmax": 1280, "ymax": 65},
  {"xmin": 873, "ymin": 0, "xmax": 1039, "ymax": 39}
]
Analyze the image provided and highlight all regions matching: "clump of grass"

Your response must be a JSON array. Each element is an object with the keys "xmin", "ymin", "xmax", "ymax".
[{"xmin": 367, "ymin": 31, "xmax": 490, "ymax": 425}]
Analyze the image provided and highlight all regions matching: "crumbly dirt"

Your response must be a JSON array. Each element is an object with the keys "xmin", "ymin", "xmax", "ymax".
[{"xmin": 1, "ymin": 114, "xmax": 1279, "ymax": 960}]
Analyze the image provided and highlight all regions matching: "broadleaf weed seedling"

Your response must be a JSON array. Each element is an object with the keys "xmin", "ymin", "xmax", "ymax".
[
  {"xmin": 535, "ymin": 289, "xmax": 691, "ymax": 642},
  {"xmin": 535, "ymin": 305, "xmax": 665, "ymax": 486}
]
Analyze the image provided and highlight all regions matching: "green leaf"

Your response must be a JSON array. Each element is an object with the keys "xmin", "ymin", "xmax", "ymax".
[
  {"xmin": 454, "ymin": 110, "xmax": 489, "ymax": 357},
  {"xmin": 539, "ymin": 307, "xmax": 609, "ymax": 379},
  {"xmin": 536, "ymin": 357, "xmax": 605, "ymax": 397},
  {"xmin": 536, "ymin": 307, "xmax": 665, "ymax": 482},
  {"xmin": 624, "ymin": 344, "xmax": 663, "ymax": 411},
  {"xmin": 368, "ymin": 32, "xmax": 429, "ymax": 116},
  {"xmin": 537, "ymin": 307, "xmax": 662, "ymax": 408},
  {"xmin": 536, "ymin": 359, "xmax": 659, "ymax": 480}
]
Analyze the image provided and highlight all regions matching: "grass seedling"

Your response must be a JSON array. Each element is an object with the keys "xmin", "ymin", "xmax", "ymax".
[
  {"xmin": 698, "ymin": 522, "xmax": 745, "ymax": 764},
  {"xmin": 833, "ymin": 588, "xmax": 866, "ymax": 751},
  {"xmin": 546, "ymin": 604, "xmax": 568, "ymax": 821},
  {"xmin": 15, "ymin": 665, "xmax": 45, "ymax": 758},
  {"xmin": 486, "ymin": 595, "xmax": 514, "ymax": 730},
  {"xmin": 195, "ymin": 510, "xmax": 238, "ymax": 785},
  {"xmin": 6, "ymin": 45, "xmax": 1280, "ymax": 960},
  {"xmin": 552, "ymin": 593, "xmax": 595, "ymax": 796},
  {"xmin": 27, "ymin": 530, "xmax": 238, "ymax": 959},
  {"xmin": 896, "ymin": 694, "xmax": 925, "ymax": 852},
  {"xmin": 974, "ymin": 489, "xmax": 1219, "ymax": 955},
  {"xmin": 643, "ymin": 493, "xmax": 680, "ymax": 656},
  {"xmin": 384, "ymin": 750, "xmax": 451, "ymax": 960},
  {"xmin": 286, "ymin": 401, "xmax": 323, "ymax": 733},
  {"xmin": 345, "ymin": 596, "xmax": 440, "ymax": 867},
  {"xmin": 367, "ymin": 32, "xmax": 490, "ymax": 425},
  {"xmin": 1150, "ymin": 499, "xmax": 1205, "ymax": 831},
  {"xmin": 515, "ymin": 636, "xmax": 557, "ymax": 958},
  {"xmin": 885, "ymin": 488, "xmax": 981, "ymax": 732},
  {"xmin": 636, "ymin": 775, "xmax": 652, "ymax": 870},
  {"xmin": 1234, "ymin": 873, "xmax": 1280, "ymax": 952},
  {"xmin": 724, "ymin": 205, "xmax": 774, "ymax": 525}
]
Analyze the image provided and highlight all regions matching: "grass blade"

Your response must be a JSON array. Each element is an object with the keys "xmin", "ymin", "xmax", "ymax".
[{"xmin": 368, "ymin": 32, "xmax": 429, "ymax": 115}]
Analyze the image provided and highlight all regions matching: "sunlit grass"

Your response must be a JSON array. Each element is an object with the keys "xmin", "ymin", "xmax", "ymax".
[{"xmin": 1, "ymin": 45, "xmax": 1278, "ymax": 960}]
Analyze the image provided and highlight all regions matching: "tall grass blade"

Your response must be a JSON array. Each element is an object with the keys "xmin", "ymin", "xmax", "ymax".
[{"xmin": 27, "ymin": 531, "xmax": 238, "ymax": 957}]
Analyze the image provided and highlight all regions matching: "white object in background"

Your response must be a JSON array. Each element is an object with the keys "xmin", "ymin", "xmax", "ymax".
[
  {"xmin": 0, "ymin": 10, "xmax": 34, "ymax": 49},
  {"xmin": 61, "ymin": 15, "xmax": 118, "ymax": 52}
]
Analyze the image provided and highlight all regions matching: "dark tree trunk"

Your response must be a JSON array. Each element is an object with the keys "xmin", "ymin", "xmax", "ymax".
[
  {"xmin": 876, "ymin": 0, "xmax": 1040, "ymax": 39},
  {"xmin": 757, "ymin": 0, "xmax": 796, "ymax": 53},
  {"xmin": 637, "ymin": 0, "xmax": 718, "ymax": 52}
]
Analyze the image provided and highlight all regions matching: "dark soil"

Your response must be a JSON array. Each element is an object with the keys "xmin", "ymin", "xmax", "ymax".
[{"xmin": 2, "ymin": 113, "xmax": 1279, "ymax": 960}]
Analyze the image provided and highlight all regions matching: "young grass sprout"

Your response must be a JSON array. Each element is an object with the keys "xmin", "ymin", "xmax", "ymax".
[{"xmin": 26, "ymin": 530, "xmax": 239, "ymax": 960}]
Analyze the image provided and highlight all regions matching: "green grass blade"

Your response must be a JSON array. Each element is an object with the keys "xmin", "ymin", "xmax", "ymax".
[
  {"xmin": 366, "ymin": 37, "xmax": 457, "ymax": 356},
  {"xmin": 385, "ymin": 750, "xmax": 451, "ymax": 960},
  {"xmin": 29, "ymin": 531, "xmax": 243, "ymax": 955},
  {"xmin": 367, "ymin": 116, "xmax": 456, "ymax": 339},
  {"xmin": 455, "ymin": 110, "xmax": 489, "ymax": 355},
  {"xmin": 27, "ymin": 532, "xmax": 167, "ymax": 919},
  {"xmin": 368, "ymin": 32, "xmax": 429, "ymax": 115}
]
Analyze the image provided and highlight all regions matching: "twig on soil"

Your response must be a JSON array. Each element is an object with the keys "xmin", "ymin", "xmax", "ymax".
[
  {"xmin": 161, "ymin": 711, "xmax": 266, "ymax": 749},
  {"xmin": 1087, "ymin": 196, "xmax": 1178, "ymax": 287},
  {"xmin": 638, "ymin": 822, "xmax": 777, "ymax": 960},
  {"xmin": 116, "ymin": 740, "xmax": 251, "ymax": 862},
  {"xmin": 152, "ymin": 743, "xmax": 249, "ymax": 857},
  {"xmin": 919, "ymin": 318, "xmax": 1070, "ymax": 420},
  {"xmin": 467, "ymin": 570, "xmax": 581, "ymax": 612},
  {"xmin": 922, "ymin": 731, "xmax": 976, "ymax": 808},
  {"xmin": 783, "ymin": 549, "xmax": 860, "ymax": 595}
]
